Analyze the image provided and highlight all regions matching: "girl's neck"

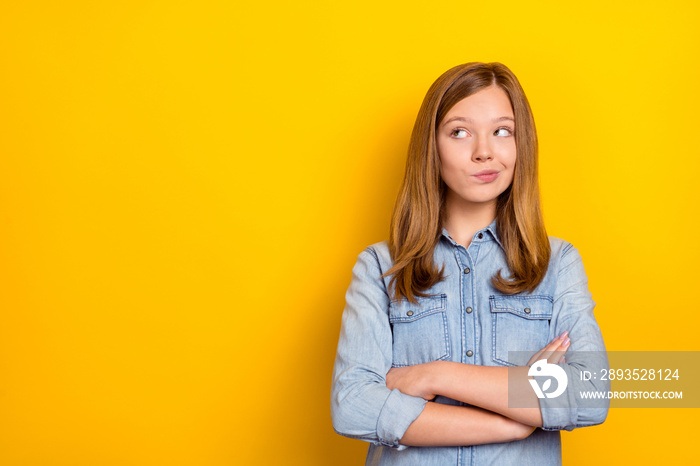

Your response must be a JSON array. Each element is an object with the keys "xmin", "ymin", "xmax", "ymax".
[{"xmin": 442, "ymin": 195, "xmax": 497, "ymax": 248}]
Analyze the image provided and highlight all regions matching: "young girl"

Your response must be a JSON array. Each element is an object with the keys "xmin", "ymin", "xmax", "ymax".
[{"xmin": 331, "ymin": 62, "xmax": 609, "ymax": 465}]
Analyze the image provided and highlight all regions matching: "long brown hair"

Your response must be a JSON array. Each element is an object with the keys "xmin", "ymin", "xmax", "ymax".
[{"xmin": 386, "ymin": 62, "xmax": 550, "ymax": 302}]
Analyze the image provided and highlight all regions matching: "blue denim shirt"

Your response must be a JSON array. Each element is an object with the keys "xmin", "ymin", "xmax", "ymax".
[{"xmin": 331, "ymin": 220, "xmax": 609, "ymax": 465}]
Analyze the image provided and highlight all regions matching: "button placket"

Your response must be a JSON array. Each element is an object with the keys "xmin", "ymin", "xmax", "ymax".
[{"xmin": 456, "ymin": 246, "xmax": 478, "ymax": 365}]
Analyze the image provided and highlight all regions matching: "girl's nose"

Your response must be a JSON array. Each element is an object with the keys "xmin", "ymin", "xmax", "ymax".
[{"xmin": 472, "ymin": 136, "xmax": 493, "ymax": 162}]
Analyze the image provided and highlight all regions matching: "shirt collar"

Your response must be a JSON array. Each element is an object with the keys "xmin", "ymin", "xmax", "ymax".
[{"xmin": 440, "ymin": 218, "xmax": 504, "ymax": 250}]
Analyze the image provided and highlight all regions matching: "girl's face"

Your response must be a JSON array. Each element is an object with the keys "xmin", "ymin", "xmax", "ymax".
[{"xmin": 437, "ymin": 85, "xmax": 517, "ymax": 212}]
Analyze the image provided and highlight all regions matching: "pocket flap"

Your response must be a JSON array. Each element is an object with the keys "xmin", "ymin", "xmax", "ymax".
[
  {"xmin": 489, "ymin": 295, "xmax": 553, "ymax": 320},
  {"xmin": 389, "ymin": 294, "xmax": 446, "ymax": 323}
]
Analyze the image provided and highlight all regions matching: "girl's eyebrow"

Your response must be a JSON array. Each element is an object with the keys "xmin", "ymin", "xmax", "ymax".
[{"xmin": 441, "ymin": 116, "xmax": 515, "ymax": 127}]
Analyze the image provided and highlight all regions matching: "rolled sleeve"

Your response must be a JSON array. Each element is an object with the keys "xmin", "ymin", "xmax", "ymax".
[
  {"xmin": 376, "ymin": 389, "xmax": 428, "ymax": 448},
  {"xmin": 331, "ymin": 246, "xmax": 428, "ymax": 449},
  {"xmin": 540, "ymin": 244, "xmax": 610, "ymax": 431}
]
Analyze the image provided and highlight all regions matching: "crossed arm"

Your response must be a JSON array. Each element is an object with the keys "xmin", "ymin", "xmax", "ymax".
[
  {"xmin": 331, "ymin": 246, "xmax": 605, "ymax": 449},
  {"xmin": 387, "ymin": 332, "xmax": 571, "ymax": 446}
]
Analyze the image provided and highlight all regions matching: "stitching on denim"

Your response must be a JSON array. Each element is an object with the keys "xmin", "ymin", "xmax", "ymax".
[
  {"xmin": 365, "ymin": 245, "xmax": 392, "ymax": 300},
  {"xmin": 465, "ymin": 247, "xmax": 479, "ymax": 365},
  {"xmin": 561, "ymin": 241, "xmax": 574, "ymax": 255},
  {"xmin": 469, "ymin": 242, "xmax": 480, "ymax": 266},
  {"xmin": 492, "ymin": 307, "xmax": 498, "ymax": 366},
  {"xmin": 441, "ymin": 309, "xmax": 450, "ymax": 361},
  {"xmin": 557, "ymin": 242, "xmax": 580, "ymax": 276},
  {"xmin": 389, "ymin": 308, "xmax": 450, "ymax": 367},
  {"xmin": 491, "ymin": 294, "xmax": 554, "ymax": 305},
  {"xmin": 389, "ymin": 295, "xmax": 450, "ymax": 367},
  {"xmin": 388, "ymin": 306, "xmax": 444, "ymax": 323},
  {"xmin": 364, "ymin": 246, "xmax": 381, "ymax": 272},
  {"xmin": 493, "ymin": 313, "xmax": 519, "ymax": 367},
  {"xmin": 492, "ymin": 301, "xmax": 552, "ymax": 366},
  {"xmin": 489, "ymin": 295, "xmax": 554, "ymax": 321},
  {"xmin": 388, "ymin": 294, "xmax": 446, "ymax": 322},
  {"xmin": 454, "ymin": 248, "xmax": 466, "ymax": 364},
  {"xmin": 374, "ymin": 389, "xmax": 403, "ymax": 448},
  {"xmin": 332, "ymin": 426, "xmax": 379, "ymax": 442}
]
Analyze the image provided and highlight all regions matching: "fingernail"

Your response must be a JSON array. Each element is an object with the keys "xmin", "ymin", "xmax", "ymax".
[
  {"xmin": 563, "ymin": 337, "xmax": 570, "ymax": 347},
  {"xmin": 560, "ymin": 331, "xmax": 569, "ymax": 339}
]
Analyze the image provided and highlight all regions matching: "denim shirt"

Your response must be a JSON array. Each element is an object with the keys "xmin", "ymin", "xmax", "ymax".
[{"xmin": 331, "ymin": 220, "xmax": 609, "ymax": 465}]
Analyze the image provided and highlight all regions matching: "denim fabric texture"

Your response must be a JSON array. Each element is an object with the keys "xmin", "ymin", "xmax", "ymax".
[{"xmin": 331, "ymin": 220, "xmax": 609, "ymax": 465}]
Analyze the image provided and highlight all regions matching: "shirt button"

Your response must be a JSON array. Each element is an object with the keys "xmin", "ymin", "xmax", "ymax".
[
  {"xmin": 406, "ymin": 311, "xmax": 414, "ymax": 316},
  {"xmin": 466, "ymin": 307, "xmax": 473, "ymax": 314},
  {"xmin": 478, "ymin": 233, "xmax": 483, "ymax": 239},
  {"xmin": 524, "ymin": 308, "xmax": 531, "ymax": 314},
  {"xmin": 463, "ymin": 267, "xmax": 470, "ymax": 274},
  {"xmin": 466, "ymin": 350, "xmax": 473, "ymax": 357}
]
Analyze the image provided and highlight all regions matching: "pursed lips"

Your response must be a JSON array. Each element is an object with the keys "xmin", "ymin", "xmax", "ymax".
[{"xmin": 472, "ymin": 169, "xmax": 500, "ymax": 182}]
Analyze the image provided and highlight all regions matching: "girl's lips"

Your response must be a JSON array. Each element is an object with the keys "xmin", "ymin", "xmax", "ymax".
[{"xmin": 473, "ymin": 171, "xmax": 499, "ymax": 182}]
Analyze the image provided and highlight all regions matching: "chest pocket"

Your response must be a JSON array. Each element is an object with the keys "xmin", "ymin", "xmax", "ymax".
[
  {"xmin": 490, "ymin": 295, "xmax": 553, "ymax": 367},
  {"xmin": 388, "ymin": 294, "xmax": 450, "ymax": 367}
]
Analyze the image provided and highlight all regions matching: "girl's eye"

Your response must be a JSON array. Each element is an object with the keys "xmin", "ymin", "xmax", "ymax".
[
  {"xmin": 494, "ymin": 127, "xmax": 513, "ymax": 137},
  {"xmin": 451, "ymin": 129, "xmax": 468, "ymax": 138}
]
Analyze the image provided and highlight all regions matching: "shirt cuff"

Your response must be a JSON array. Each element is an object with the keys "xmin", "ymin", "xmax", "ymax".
[
  {"xmin": 539, "ymin": 403, "xmax": 576, "ymax": 431},
  {"xmin": 375, "ymin": 388, "xmax": 428, "ymax": 450},
  {"xmin": 538, "ymin": 364, "xmax": 577, "ymax": 431}
]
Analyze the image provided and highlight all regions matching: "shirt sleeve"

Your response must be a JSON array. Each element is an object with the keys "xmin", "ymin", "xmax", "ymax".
[
  {"xmin": 330, "ymin": 247, "xmax": 428, "ymax": 450},
  {"xmin": 539, "ymin": 243, "xmax": 611, "ymax": 431}
]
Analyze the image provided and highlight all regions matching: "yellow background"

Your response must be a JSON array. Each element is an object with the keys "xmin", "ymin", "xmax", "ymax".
[{"xmin": 1, "ymin": 1, "xmax": 698, "ymax": 464}]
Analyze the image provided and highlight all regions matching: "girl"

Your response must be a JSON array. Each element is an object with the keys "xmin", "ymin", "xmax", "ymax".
[{"xmin": 331, "ymin": 62, "xmax": 609, "ymax": 465}]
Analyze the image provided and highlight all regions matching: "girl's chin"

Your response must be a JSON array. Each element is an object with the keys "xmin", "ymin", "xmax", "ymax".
[{"xmin": 448, "ymin": 192, "xmax": 504, "ymax": 206}]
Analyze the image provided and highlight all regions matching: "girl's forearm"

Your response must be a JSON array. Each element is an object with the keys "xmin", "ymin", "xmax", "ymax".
[
  {"xmin": 400, "ymin": 402, "xmax": 534, "ymax": 446},
  {"xmin": 387, "ymin": 334, "xmax": 570, "ymax": 427},
  {"xmin": 429, "ymin": 361, "xmax": 543, "ymax": 427}
]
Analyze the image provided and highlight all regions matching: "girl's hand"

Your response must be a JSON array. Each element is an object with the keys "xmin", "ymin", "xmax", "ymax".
[
  {"xmin": 386, "ymin": 361, "xmax": 440, "ymax": 401},
  {"xmin": 527, "ymin": 331, "xmax": 570, "ymax": 367}
]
